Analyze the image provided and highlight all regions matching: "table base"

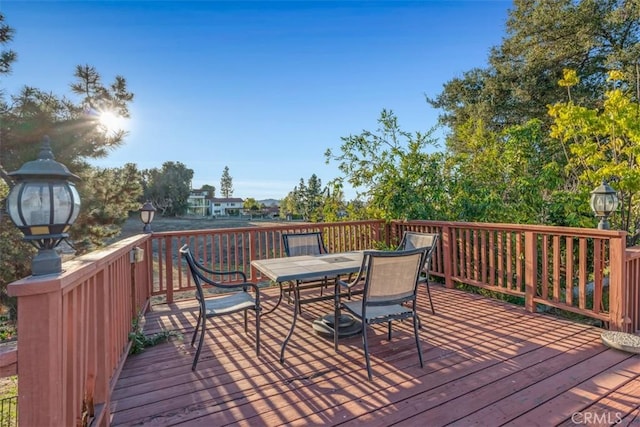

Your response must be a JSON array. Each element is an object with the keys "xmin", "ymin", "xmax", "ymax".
[{"xmin": 313, "ymin": 313, "xmax": 362, "ymax": 338}]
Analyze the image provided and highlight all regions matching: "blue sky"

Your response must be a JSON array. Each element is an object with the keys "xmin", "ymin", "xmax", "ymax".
[{"xmin": 2, "ymin": 1, "xmax": 510, "ymax": 200}]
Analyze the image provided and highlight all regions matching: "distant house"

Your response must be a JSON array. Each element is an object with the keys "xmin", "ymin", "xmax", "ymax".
[
  {"xmin": 186, "ymin": 189, "xmax": 211, "ymax": 216},
  {"xmin": 211, "ymin": 197, "xmax": 244, "ymax": 217},
  {"xmin": 263, "ymin": 205, "xmax": 280, "ymax": 218}
]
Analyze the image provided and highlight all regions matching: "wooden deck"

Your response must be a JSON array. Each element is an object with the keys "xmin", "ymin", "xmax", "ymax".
[{"xmin": 110, "ymin": 285, "xmax": 640, "ymax": 426}]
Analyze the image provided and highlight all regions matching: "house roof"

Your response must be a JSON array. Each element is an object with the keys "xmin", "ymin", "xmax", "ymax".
[{"xmin": 210, "ymin": 197, "xmax": 244, "ymax": 203}]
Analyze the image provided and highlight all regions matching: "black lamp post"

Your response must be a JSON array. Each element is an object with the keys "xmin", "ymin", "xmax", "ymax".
[
  {"xmin": 589, "ymin": 180, "xmax": 619, "ymax": 230},
  {"xmin": 5, "ymin": 136, "xmax": 81, "ymax": 276},
  {"xmin": 139, "ymin": 201, "xmax": 156, "ymax": 233}
]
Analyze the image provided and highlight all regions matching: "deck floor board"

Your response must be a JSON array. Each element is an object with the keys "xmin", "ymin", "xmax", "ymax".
[{"xmin": 110, "ymin": 285, "xmax": 640, "ymax": 426}]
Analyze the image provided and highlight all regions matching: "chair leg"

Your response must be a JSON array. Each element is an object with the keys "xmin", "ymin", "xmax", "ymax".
[
  {"xmin": 244, "ymin": 309, "xmax": 248, "ymax": 333},
  {"xmin": 425, "ymin": 280, "xmax": 435, "ymax": 314},
  {"xmin": 413, "ymin": 313, "xmax": 424, "ymax": 368},
  {"xmin": 296, "ymin": 285, "xmax": 302, "ymax": 315},
  {"xmin": 286, "ymin": 282, "xmax": 293, "ymax": 304},
  {"xmin": 334, "ymin": 300, "xmax": 341, "ymax": 352},
  {"xmin": 192, "ymin": 317, "xmax": 206, "ymax": 371},
  {"xmin": 387, "ymin": 321, "xmax": 392, "ymax": 341},
  {"xmin": 191, "ymin": 310, "xmax": 202, "ymax": 347},
  {"xmin": 362, "ymin": 322, "xmax": 373, "ymax": 381},
  {"xmin": 255, "ymin": 309, "xmax": 261, "ymax": 357}
]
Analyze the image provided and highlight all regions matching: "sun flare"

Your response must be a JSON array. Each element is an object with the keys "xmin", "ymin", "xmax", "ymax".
[{"xmin": 99, "ymin": 111, "xmax": 127, "ymax": 134}]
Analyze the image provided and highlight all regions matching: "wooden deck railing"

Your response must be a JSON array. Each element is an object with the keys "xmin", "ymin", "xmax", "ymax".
[
  {"xmin": 5, "ymin": 219, "xmax": 637, "ymax": 426},
  {"xmin": 7, "ymin": 234, "xmax": 153, "ymax": 427},
  {"xmin": 389, "ymin": 221, "xmax": 630, "ymax": 331},
  {"xmin": 149, "ymin": 220, "xmax": 388, "ymax": 302}
]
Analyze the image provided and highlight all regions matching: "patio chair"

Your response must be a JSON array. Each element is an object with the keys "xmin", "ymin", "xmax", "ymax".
[
  {"xmin": 180, "ymin": 244, "xmax": 261, "ymax": 370},
  {"xmin": 282, "ymin": 231, "xmax": 329, "ymax": 313},
  {"xmin": 334, "ymin": 248, "xmax": 426, "ymax": 381},
  {"xmin": 397, "ymin": 231, "xmax": 439, "ymax": 314}
]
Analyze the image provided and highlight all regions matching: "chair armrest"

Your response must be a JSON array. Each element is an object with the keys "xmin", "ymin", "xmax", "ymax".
[
  {"xmin": 197, "ymin": 273, "xmax": 258, "ymax": 294},
  {"xmin": 201, "ymin": 280, "xmax": 261, "ymax": 302},
  {"xmin": 336, "ymin": 279, "xmax": 351, "ymax": 289},
  {"xmin": 197, "ymin": 264, "xmax": 247, "ymax": 282},
  {"xmin": 335, "ymin": 269, "xmax": 365, "ymax": 291}
]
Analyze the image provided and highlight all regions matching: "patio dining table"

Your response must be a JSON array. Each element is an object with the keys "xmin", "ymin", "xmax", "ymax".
[{"xmin": 251, "ymin": 251, "xmax": 364, "ymax": 363}]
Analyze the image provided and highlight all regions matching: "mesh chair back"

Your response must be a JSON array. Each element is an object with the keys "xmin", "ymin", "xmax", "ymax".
[
  {"xmin": 282, "ymin": 232, "xmax": 327, "ymax": 256},
  {"xmin": 399, "ymin": 232, "xmax": 437, "ymax": 251},
  {"xmin": 398, "ymin": 232, "xmax": 439, "ymax": 272},
  {"xmin": 364, "ymin": 249, "xmax": 424, "ymax": 303},
  {"xmin": 181, "ymin": 247, "xmax": 208, "ymax": 304}
]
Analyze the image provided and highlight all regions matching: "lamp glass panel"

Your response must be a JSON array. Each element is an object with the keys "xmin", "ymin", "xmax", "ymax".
[
  {"xmin": 69, "ymin": 184, "xmax": 81, "ymax": 224},
  {"xmin": 605, "ymin": 193, "xmax": 619, "ymax": 212},
  {"xmin": 20, "ymin": 183, "xmax": 52, "ymax": 226},
  {"xmin": 140, "ymin": 210, "xmax": 154, "ymax": 224},
  {"xmin": 6, "ymin": 182, "xmax": 24, "ymax": 227},
  {"xmin": 52, "ymin": 183, "xmax": 81, "ymax": 225},
  {"xmin": 52, "ymin": 184, "xmax": 71, "ymax": 223},
  {"xmin": 590, "ymin": 193, "xmax": 604, "ymax": 215}
]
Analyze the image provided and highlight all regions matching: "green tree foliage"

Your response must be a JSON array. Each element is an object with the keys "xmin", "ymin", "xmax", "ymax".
[
  {"xmin": 2, "ymin": 65, "xmax": 133, "ymax": 175},
  {"xmin": 0, "ymin": 14, "xmax": 136, "ymax": 291},
  {"xmin": 0, "ymin": 13, "xmax": 28, "ymax": 303},
  {"xmin": 549, "ymin": 69, "xmax": 640, "ymax": 242},
  {"xmin": 326, "ymin": 109, "xmax": 446, "ymax": 221},
  {"xmin": 243, "ymin": 197, "xmax": 261, "ymax": 212},
  {"xmin": 429, "ymin": 0, "xmax": 640, "ymax": 155},
  {"xmin": 280, "ymin": 192, "xmax": 297, "ymax": 220},
  {"xmin": 0, "ymin": 13, "xmax": 16, "ymax": 77},
  {"xmin": 142, "ymin": 161, "xmax": 194, "ymax": 217},
  {"xmin": 220, "ymin": 166, "xmax": 233, "ymax": 198},
  {"xmin": 201, "ymin": 184, "xmax": 215, "ymax": 197},
  {"xmin": 1, "ymin": 64, "xmax": 136, "ymax": 245},
  {"xmin": 72, "ymin": 163, "xmax": 143, "ymax": 251},
  {"xmin": 321, "ymin": 181, "xmax": 347, "ymax": 222},
  {"xmin": 305, "ymin": 174, "xmax": 324, "ymax": 222},
  {"xmin": 444, "ymin": 118, "xmax": 565, "ymax": 224},
  {"xmin": 282, "ymin": 174, "xmax": 328, "ymax": 221},
  {"xmin": 0, "ymin": 180, "xmax": 32, "ymax": 317}
]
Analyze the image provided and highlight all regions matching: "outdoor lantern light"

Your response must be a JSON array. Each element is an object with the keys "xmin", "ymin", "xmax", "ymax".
[
  {"xmin": 139, "ymin": 201, "xmax": 156, "ymax": 233},
  {"xmin": 590, "ymin": 180, "xmax": 619, "ymax": 230},
  {"xmin": 6, "ymin": 136, "xmax": 81, "ymax": 276}
]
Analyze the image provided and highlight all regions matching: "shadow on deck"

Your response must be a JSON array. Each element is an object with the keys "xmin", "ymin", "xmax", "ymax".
[{"xmin": 110, "ymin": 285, "xmax": 640, "ymax": 426}]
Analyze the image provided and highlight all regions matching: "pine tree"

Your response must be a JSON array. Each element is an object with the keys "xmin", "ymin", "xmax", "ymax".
[{"xmin": 220, "ymin": 166, "xmax": 233, "ymax": 198}]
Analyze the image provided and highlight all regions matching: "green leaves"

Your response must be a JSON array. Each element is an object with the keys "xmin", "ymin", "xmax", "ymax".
[
  {"xmin": 549, "ymin": 68, "xmax": 640, "ymax": 240},
  {"xmin": 220, "ymin": 166, "xmax": 233, "ymax": 198},
  {"xmin": 326, "ymin": 109, "xmax": 445, "ymax": 222},
  {"xmin": 142, "ymin": 162, "xmax": 194, "ymax": 217}
]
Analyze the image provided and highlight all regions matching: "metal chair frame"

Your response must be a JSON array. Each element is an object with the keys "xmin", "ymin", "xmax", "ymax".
[
  {"xmin": 397, "ymin": 231, "xmax": 439, "ymax": 314},
  {"xmin": 334, "ymin": 248, "xmax": 426, "ymax": 381},
  {"xmin": 180, "ymin": 244, "xmax": 261, "ymax": 370},
  {"xmin": 282, "ymin": 231, "xmax": 329, "ymax": 313}
]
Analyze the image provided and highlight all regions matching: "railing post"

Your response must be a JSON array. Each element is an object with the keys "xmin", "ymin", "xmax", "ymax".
[
  {"xmin": 8, "ymin": 276, "xmax": 64, "ymax": 426},
  {"xmin": 93, "ymin": 269, "xmax": 110, "ymax": 426},
  {"xmin": 524, "ymin": 231, "xmax": 537, "ymax": 312},
  {"xmin": 442, "ymin": 225, "xmax": 454, "ymax": 289},
  {"xmin": 384, "ymin": 222, "xmax": 392, "ymax": 248},
  {"xmin": 164, "ymin": 236, "xmax": 174, "ymax": 303},
  {"xmin": 608, "ymin": 233, "xmax": 627, "ymax": 331},
  {"xmin": 249, "ymin": 229, "xmax": 259, "ymax": 281}
]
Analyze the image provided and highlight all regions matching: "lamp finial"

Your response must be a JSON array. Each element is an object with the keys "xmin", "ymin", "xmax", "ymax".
[{"xmin": 38, "ymin": 135, "xmax": 55, "ymax": 161}]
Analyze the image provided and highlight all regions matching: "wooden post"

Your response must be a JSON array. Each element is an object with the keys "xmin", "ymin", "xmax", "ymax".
[
  {"xmin": 164, "ymin": 236, "xmax": 174, "ymax": 303},
  {"xmin": 524, "ymin": 231, "xmax": 537, "ymax": 313},
  {"xmin": 442, "ymin": 225, "xmax": 454, "ymax": 289},
  {"xmin": 8, "ymin": 276, "xmax": 64, "ymax": 426},
  {"xmin": 608, "ymin": 233, "xmax": 627, "ymax": 331},
  {"xmin": 249, "ymin": 229, "xmax": 259, "ymax": 281}
]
